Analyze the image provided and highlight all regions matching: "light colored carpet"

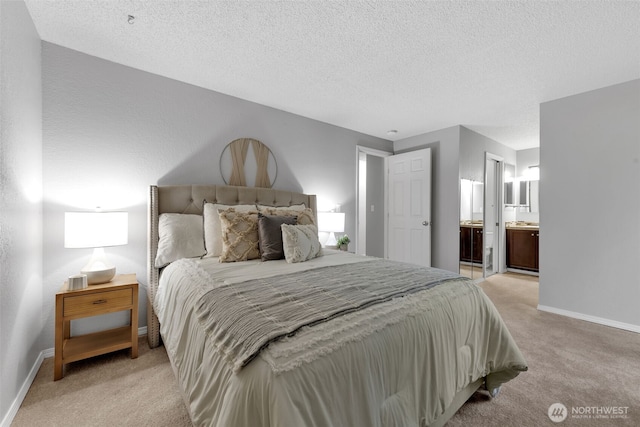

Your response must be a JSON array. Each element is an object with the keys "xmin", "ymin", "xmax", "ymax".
[
  {"xmin": 449, "ymin": 273, "xmax": 640, "ymax": 427},
  {"xmin": 11, "ymin": 339, "xmax": 191, "ymax": 426},
  {"xmin": 12, "ymin": 273, "xmax": 640, "ymax": 426}
]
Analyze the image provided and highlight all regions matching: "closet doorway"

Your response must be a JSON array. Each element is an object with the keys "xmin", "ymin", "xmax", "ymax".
[{"xmin": 355, "ymin": 146, "xmax": 391, "ymax": 257}]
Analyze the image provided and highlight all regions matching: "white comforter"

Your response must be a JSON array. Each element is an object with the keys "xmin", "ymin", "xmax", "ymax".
[{"xmin": 156, "ymin": 251, "xmax": 527, "ymax": 427}]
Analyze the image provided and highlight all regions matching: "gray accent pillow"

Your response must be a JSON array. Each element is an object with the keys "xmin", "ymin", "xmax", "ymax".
[{"xmin": 258, "ymin": 214, "xmax": 297, "ymax": 261}]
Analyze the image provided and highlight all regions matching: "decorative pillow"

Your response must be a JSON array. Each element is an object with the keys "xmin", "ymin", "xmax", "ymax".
[
  {"xmin": 263, "ymin": 207, "xmax": 316, "ymax": 226},
  {"xmin": 155, "ymin": 213, "xmax": 206, "ymax": 268},
  {"xmin": 257, "ymin": 214, "xmax": 297, "ymax": 261},
  {"xmin": 281, "ymin": 224, "xmax": 322, "ymax": 263},
  {"xmin": 219, "ymin": 210, "xmax": 260, "ymax": 262},
  {"xmin": 203, "ymin": 203, "xmax": 256, "ymax": 257}
]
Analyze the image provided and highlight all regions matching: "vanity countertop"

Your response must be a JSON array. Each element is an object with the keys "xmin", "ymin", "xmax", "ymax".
[
  {"xmin": 506, "ymin": 221, "xmax": 539, "ymax": 230},
  {"xmin": 460, "ymin": 221, "xmax": 483, "ymax": 228}
]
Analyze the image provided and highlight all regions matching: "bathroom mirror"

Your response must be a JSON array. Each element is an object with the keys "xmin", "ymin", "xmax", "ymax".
[
  {"xmin": 504, "ymin": 163, "xmax": 515, "ymax": 205},
  {"xmin": 529, "ymin": 180, "xmax": 539, "ymax": 213},
  {"xmin": 518, "ymin": 181, "xmax": 528, "ymax": 206},
  {"xmin": 517, "ymin": 180, "xmax": 540, "ymax": 213}
]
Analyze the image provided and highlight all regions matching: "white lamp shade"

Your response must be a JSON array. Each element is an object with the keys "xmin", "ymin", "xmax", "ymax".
[
  {"xmin": 64, "ymin": 212, "xmax": 128, "ymax": 248},
  {"xmin": 317, "ymin": 212, "xmax": 345, "ymax": 233}
]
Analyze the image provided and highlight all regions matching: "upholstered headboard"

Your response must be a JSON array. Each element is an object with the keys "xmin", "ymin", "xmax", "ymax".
[{"xmin": 146, "ymin": 184, "xmax": 317, "ymax": 348}]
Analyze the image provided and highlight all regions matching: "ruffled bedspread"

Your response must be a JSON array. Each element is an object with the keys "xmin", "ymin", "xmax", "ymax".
[{"xmin": 156, "ymin": 251, "xmax": 527, "ymax": 427}]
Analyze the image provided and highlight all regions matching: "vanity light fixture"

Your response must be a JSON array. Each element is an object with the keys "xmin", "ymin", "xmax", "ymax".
[
  {"xmin": 525, "ymin": 165, "xmax": 540, "ymax": 181},
  {"xmin": 504, "ymin": 169, "xmax": 514, "ymax": 182}
]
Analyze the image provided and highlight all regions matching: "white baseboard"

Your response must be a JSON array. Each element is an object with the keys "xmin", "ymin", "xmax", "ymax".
[
  {"xmin": 506, "ymin": 267, "xmax": 539, "ymax": 277},
  {"xmin": 537, "ymin": 305, "xmax": 640, "ymax": 334},
  {"xmin": 0, "ymin": 349, "xmax": 46, "ymax": 427},
  {"xmin": 0, "ymin": 325, "xmax": 149, "ymax": 427}
]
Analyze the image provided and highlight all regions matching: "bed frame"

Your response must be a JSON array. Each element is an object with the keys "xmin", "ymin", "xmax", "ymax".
[
  {"xmin": 146, "ymin": 184, "xmax": 317, "ymax": 348},
  {"xmin": 146, "ymin": 184, "xmax": 480, "ymax": 426}
]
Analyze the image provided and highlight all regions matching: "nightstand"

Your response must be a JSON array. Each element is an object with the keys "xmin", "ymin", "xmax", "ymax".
[{"xmin": 54, "ymin": 274, "xmax": 138, "ymax": 380}]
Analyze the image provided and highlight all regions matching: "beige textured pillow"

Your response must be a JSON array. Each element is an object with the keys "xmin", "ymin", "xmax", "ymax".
[
  {"xmin": 281, "ymin": 224, "xmax": 322, "ymax": 263},
  {"xmin": 219, "ymin": 210, "xmax": 260, "ymax": 262},
  {"xmin": 203, "ymin": 203, "xmax": 256, "ymax": 257},
  {"xmin": 263, "ymin": 207, "xmax": 316, "ymax": 226}
]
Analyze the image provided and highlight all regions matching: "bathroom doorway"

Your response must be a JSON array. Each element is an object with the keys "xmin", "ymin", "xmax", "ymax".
[{"xmin": 483, "ymin": 153, "xmax": 503, "ymax": 278}]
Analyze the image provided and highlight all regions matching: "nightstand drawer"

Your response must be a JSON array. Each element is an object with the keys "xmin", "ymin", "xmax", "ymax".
[{"xmin": 63, "ymin": 288, "xmax": 133, "ymax": 317}]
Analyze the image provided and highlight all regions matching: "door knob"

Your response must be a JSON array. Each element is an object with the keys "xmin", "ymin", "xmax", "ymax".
[{"xmin": 422, "ymin": 221, "xmax": 429, "ymax": 226}]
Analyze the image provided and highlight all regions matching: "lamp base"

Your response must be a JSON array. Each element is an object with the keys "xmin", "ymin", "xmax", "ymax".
[
  {"xmin": 80, "ymin": 247, "xmax": 116, "ymax": 285},
  {"xmin": 81, "ymin": 267, "xmax": 116, "ymax": 285},
  {"xmin": 324, "ymin": 231, "xmax": 338, "ymax": 248}
]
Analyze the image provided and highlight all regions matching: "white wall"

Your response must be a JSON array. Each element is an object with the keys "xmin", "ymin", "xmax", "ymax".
[
  {"xmin": 539, "ymin": 79, "xmax": 640, "ymax": 330},
  {"xmin": 394, "ymin": 126, "xmax": 461, "ymax": 273},
  {"xmin": 41, "ymin": 42, "xmax": 392, "ymax": 347},
  {"xmin": 0, "ymin": 0, "xmax": 43, "ymax": 422}
]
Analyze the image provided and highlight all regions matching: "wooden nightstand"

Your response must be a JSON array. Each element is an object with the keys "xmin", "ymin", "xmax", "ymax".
[{"xmin": 54, "ymin": 274, "xmax": 138, "ymax": 380}]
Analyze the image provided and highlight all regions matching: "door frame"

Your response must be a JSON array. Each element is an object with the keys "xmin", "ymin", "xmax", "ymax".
[
  {"xmin": 483, "ymin": 152, "xmax": 505, "ymax": 277},
  {"xmin": 355, "ymin": 145, "xmax": 392, "ymax": 255}
]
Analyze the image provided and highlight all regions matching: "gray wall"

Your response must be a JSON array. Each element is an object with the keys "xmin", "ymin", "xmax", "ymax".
[
  {"xmin": 394, "ymin": 126, "xmax": 461, "ymax": 273},
  {"xmin": 515, "ymin": 147, "xmax": 539, "ymax": 177},
  {"xmin": 459, "ymin": 126, "xmax": 516, "ymax": 181},
  {"xmin": 365, "ymin": 154, "xmax": 385, "ymax": 257},
  {"xmin": 41, "ymin": 42, "xmax": 392, "ymax": 347},
  {"xmin": 0, "ymin": 1, "xmax": 43, "ymax": 421},
  {"xmin": 539, "ymin": 79, "xmax": 640, "ymax": 329}
]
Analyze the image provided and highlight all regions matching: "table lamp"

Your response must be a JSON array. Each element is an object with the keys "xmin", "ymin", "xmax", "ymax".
[
  {"xmin": 64, "ymin": 211, "xmax": 128, "ymax": 285},
  {"xmin": 317, "ymin": 212, "xmax": 345, "ymax": 248}
]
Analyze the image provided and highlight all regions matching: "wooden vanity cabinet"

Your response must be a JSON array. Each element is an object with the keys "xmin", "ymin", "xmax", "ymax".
[
  {"xmin": 460, "ymin": 227, "xmax": 472, "ymax": 262},
  {"xmin": 460, "ymin": 226, "xmax": 483, "ymax": 263},
  {"xmin": 507, "ymin": 229, "xmax": 539, "ymax": 272},
  {"xmin": 472, "ymin": 228, "xmax": 483, "ymax": 263}
]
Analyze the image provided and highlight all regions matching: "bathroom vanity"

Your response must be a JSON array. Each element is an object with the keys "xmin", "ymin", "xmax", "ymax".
[
  {"xmin": 506, "ymin": 223, "xmax": 539, "ymax": 273},
  {"xmin": 459, "ymin": 223, "xmax": 483, "ymax": 264}
]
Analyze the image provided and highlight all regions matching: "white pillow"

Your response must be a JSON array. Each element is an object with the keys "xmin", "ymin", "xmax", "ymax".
[
  {"xmin": 203, "ymin": 203, "xmax": 256, "ymax": 257},
  {"xmin": 281, "ymin": 224, "xmax": 322, "ymax": 263},
  {"xmin": 155, "ymin": 213, "xmax": 206, "ymax": 268}
]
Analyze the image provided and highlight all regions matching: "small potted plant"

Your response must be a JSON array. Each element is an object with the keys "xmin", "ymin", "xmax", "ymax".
[{"xmin": 336, "ymin": 234, "xmax": 350, "ymax": 251}]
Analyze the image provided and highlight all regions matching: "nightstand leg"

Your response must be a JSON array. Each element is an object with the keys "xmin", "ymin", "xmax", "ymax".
[
  {"xmin": 54, "ymin": 295, "xmax": 64, "ymax": 380},
  {"xmin": 130, "ymin": 290, "xmax": 138, "ymax": 359}
]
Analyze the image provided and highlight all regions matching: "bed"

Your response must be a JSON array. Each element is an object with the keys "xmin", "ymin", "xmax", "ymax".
[{"xmin": 146, "ymin": 184, "xmax": 527, "ymax": 427}]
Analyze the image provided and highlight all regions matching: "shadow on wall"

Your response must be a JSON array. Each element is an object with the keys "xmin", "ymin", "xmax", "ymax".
[{"xmin": 157, "ymin": 137, "xmax": 303, "ymax": 192}]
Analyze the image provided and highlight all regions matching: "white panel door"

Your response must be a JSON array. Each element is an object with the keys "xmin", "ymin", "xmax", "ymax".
[{"xmin": 386, "ymin": 148, "xmax": 431, "ymax": 267}]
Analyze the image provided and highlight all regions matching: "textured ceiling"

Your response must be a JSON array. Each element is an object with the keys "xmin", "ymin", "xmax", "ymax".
[{"xmin": 24, "ymin": 0, "xmax": 640, "ymax": 150}]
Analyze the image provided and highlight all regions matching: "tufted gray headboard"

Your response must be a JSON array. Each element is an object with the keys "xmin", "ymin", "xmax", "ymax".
[{"xmin": 146, "ymin": 184, "xmax": 317, "ymax": 348}]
